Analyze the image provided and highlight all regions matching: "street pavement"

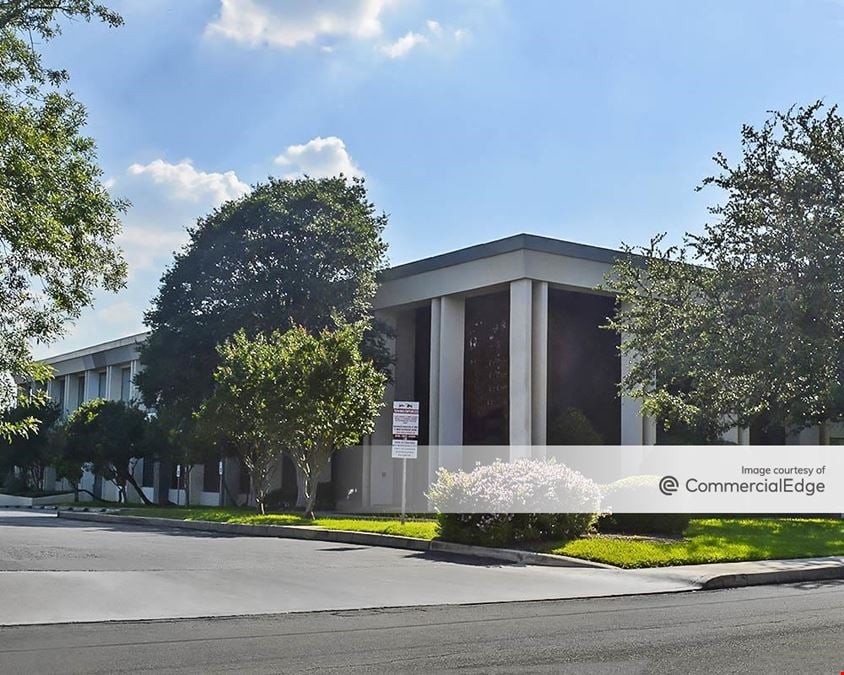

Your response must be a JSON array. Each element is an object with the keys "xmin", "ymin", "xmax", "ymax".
[
  {"xmin": 0, "ymin": 510, "xmax": 698, "ymax": 625},
  {"xmin": 1, "ymin": 581, "xmax": 842, "ymax": 673}
]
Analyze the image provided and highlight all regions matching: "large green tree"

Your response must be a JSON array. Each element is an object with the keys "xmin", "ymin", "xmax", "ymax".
[
  {"xmin": 606, "ymin": 101, "xmax": 844, "ymax": 443},
  {"xmin": 63, "ymin": 399, "xmax": 152, "ymax": 504},
  {"xmin": 197, "ymin": 323, "xmax": 385, "ymax": 517},
  {"xmin": 0, "ymin": 1, "xmax": 126, "ymax": 439},
  {"xmin": 136, "ymin": 175, "xmax": 388, "ymax": 440},
  {"xmin": 0, "ymin": 398, "xmax": 62, "ymax": 491}
]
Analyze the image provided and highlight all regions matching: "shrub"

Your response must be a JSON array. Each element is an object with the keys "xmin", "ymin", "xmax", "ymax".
[
  {"xmin": 598, "ymin": 475, "xmax": 690, "ymax": 535},
  {"xmin": 427, "ymin": 459, "xmax": 601, "ymax": 547},
  {"xmin": 547, "ymin": 407, "xmax": 603, "ymax": 445}
]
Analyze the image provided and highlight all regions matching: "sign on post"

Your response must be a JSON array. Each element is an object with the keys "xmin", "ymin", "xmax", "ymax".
[
  {"xmin": 391, "ymin": 401, "xmax": 420, "ymax": 437},
  {"xmin": 392, "ymin": 401, "xmax": 419, "ymax": 522}
]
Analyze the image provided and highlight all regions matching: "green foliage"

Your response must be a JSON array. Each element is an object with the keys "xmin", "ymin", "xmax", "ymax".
[
  {"xmin": 0, "ymin": 398, "xmax": 62, "ymax": 491},
  {"xmin": 606, "ymin": 101, "xmax": 844, "ymax": 438},
  {"xmin": 197, "ymin": 322, "xmax": 386, "ymax": 516},
  {"xmin": 121, "ymin": 506, "xmax": 440, "ymax": 539},
  {"xmin": 137, "ymin": 176, "xmax": 389, "ymax": 428},
  {"xmin": 547, "ymin": 407, "xmax": 603, "ymax": 445},
  {"xmin": 554, "ymin": 517, "xmax": 844, "ymax": 568},
  {"xmin": 64, "ymin": 399, "xmax": 151, "ymax": 503},
  {"xmin": 437, "ymin": 513, "xmax": 597, "ymax": 548},
  {"xmin": 0, "ymin": 1, "xmax": 125, "ymax": 439}
]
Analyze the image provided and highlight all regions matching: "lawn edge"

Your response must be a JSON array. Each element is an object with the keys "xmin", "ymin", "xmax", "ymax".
[{"xmin": 55, "ymin": 511, "xmax": 614, "ymax": 569}]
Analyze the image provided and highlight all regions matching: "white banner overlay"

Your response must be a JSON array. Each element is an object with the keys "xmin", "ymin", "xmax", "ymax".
[{"xmin": 375, "ymin": 445, "xmax": 844, "ymax": 513}]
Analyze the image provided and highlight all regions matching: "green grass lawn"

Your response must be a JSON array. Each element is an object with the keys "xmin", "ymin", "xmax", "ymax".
[
  {"xmin": 117, "ymin": 508, "xmax": 844, "ymax": 568},
  {"xmin": 121, "ymin": 506, "xmax": 440, "ymax": 540},
  {"xmin": 551, "ymin": 518, "xmax": 844, "ymax": 568}
]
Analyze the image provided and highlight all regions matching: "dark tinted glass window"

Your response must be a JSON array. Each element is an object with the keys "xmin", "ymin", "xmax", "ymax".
[
  {"xmin": 547, "ymin": 289, "xmax": 620, "ymax": 445},
  {"xmin": 463, "ymin": 291, "xmax": 509, "ymax": 445}
]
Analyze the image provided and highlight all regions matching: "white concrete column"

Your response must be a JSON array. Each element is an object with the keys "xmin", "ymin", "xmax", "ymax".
[
  {"xmin": 531, "ymin": 281, "xmax": 548, "ymax": 452},
  {"xmin": 428, "ymin": 298, "xmax": 442, "ymax": 484},
  {"xmin": 361, "ymin": 435, "xmax": 372, "ymax": 509},
  {"xmin": 62, "ymin": 377, "xmax": 72, "ymax": 416},
  {"xmin": 437, "ymin": 295, "xmax": 464, "ymax": 470},
  {"xmin": 104, "ymin": 365, "xmax": 115, "ymax": 400},
  {"xmin": 737, "ymin": 426, "xmax": 750, "ymax": 445},
  {"xmin": 642, "ymin": 416, "xmax": 657, "ymax": 445},
  {"xmin": 509, "ymin": 279, "xmax": 533, "ymax": 446},
  {"xmin": 129, "ymin": 360, "xmax": 139, "ymax": 402}
]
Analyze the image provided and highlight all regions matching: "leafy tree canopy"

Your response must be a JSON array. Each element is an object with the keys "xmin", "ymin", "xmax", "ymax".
[
  {"xmin": 607, "ymin": 101, "xmax": 844, "ymax": 441},
  {"xmin": 137, "ymin": 176, "xmax": 389, "ymax": 426},
  {"xmin": 197, "ymin": 323, "xmax": 386, "ymax": 516},
  {"xmin": 0, "ymin": 398, "xmax": 62, "ymax": 490},
  {"xmin": 63, "ymin": 399, "xmax": 152, "ymax": 503},
  {"xmin": 0, "ymin": 1, "xmax": 126, "ymax": 437}
]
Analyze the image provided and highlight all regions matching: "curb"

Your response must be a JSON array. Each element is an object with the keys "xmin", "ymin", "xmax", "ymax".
[
  {"xmin": 699, "ymin": 563, "xmax": 844, "ymax": 590},
  {"xmin": 55, "ymin": 511, "xmax": 613, "ymax": 569}
]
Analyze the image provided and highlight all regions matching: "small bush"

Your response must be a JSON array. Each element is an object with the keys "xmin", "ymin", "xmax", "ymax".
[
  {"xmin": 598, "ymin": 475, "xmax": 690, "ymax": 535},
  {"xmin": 428, "ymin": 458, "xmax": 601, "ymax": 547}
]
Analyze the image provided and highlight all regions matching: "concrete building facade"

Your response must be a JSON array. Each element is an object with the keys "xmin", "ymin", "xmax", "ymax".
[{"xmin": 33, "ymin": 234, "xmax": 844, "ymax": 510}]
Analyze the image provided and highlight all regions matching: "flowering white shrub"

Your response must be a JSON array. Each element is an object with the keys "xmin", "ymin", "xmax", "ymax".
[
  {"xmin": 427, "ymin": 459, "xmax": 603, "ymax": 546},
  {"xmin": 427, "ymin": 458, "xmax": 602, "ymax": 514}
]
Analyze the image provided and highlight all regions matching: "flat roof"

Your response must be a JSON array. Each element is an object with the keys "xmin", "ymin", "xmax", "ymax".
[
  {"xmin": 380, "ymin": 233, "xmax": 625, "ymax": 281},
  {"xmin": 40, "ymin": 233, "xmax": 632, "ymax": 363},
  {"xmin": 40, "ymin": 331, "xmax": 149, "ymax": 364}
]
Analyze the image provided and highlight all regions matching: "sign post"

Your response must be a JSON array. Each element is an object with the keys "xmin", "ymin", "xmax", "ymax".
[{"xmin": 391, "ymin": 401, "xmax": 419, "ymax": 524}]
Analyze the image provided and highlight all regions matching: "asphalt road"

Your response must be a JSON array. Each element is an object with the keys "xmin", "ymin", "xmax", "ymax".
[
  {"xmin": 1, "ymin": 581, "xmax": 842, "ymax": 673},
  {"xmin": 0, "ymin": 510, "xmax": 696, "ymax": 625}
]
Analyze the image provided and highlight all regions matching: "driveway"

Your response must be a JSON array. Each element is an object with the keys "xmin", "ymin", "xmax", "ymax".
[{"xmin": 0, "ymin": 510, "xmax": 696, "ymax": 625}]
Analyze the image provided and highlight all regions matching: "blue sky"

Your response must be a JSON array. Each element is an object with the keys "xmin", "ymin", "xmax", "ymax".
[{"xmin": 38, "ymin": 0, "xmax": 844, "ymax": 356}]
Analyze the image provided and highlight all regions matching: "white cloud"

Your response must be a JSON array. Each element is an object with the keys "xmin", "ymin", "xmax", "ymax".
[
  {"xmin": 379, "ymin": 30, "xmax": 427, "ymax": 58},
  {"xmin": 118, "ymin": 225, "xmax": 189, "ymax": 275},
  {"xmin": 274, "ymin": 136, "xmax": 363, "ymax": 179},
  {"xmin": 127, "ymin": 159, "xmax": 249, "ymax": 206},
  {"xmin": 378, "ymin": 19, "xmax": 468, "ymax": 59},
  {"xmin": 206, "ymin": 0, "xmax": 393, "ymax": 49},
  {"xmin": 94, "ymin": 300, "xmax": 144, "ymax": 328}
]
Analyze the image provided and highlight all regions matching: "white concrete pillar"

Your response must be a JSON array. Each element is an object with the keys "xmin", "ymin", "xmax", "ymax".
[
  {"xmin": 642, "ymin": 416, "xmax": 657, "ymax": 445},
  {"xmin": 129, "ymin": 360, "xmax": 139, "ymax": 402},
  {"xmin": 361, "ymin": 435, "xmax": 372, "ymax": 509},
  {"xmin": 104, "ymin": 365, "xmax": 115, "ymax": 400},
  {"xmin": 62, "ymin": 377, "xmax": 72, "ymax": 416},
  {"xmin": 737, "ymin": 426, "xmax": 750, "ymax": 445},
  {"xmin": 531, "ymin": 281, "xmax": 548, "ymax": 451},
  {"xmin": 437, "ymin": 295, "xmax": 464, "ymax": 470},
  {"xmin": 509, "ymin": 279, "xmax": 533, "ymax": 446},
  {"xmin": 428, "ymin": 298, "xmax": 442, "ymax": 484}
]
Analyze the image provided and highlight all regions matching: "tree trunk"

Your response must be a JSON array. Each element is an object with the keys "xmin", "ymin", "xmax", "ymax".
[
  {"xmin": 819, "ymin": 420, "xmax": 831, "ymax": 445},
  {"xmin": 303, "ymin": 471, "xmax": 320, "ymax": 520},
  {"xmin": 126, "ymin": 474, "xmax": 154, "ymax": 505},
  {"xmin": 295, "ymin": 465, "xmax": 306, "ymax": 509}
]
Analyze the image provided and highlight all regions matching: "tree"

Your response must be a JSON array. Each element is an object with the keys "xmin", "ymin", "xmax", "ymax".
[
  {"xmin": 0, "ymin": 399, "xmax": 62, "ymax": 491},
  {"xmin": 0, "ymin": 1, "xmax": 126, "ymax": 439},
  {"xmin": 606, "ymin": 102, "xmax": 844, "ymax": 443},
  {"xmin": 63, "ymin": 399, "xmax": 153, "ymax": 504},
  {"xmin": 198, "ymin": 323, "xmax": 385, "ymax": 517},
  {"xmin": 137, "ymin": 176, "xmax": 388, "ymax": 426}
]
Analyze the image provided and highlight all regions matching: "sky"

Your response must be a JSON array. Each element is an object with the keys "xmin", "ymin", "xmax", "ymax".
[{"xmin": 35, "ymin": 0, "xmax": 844, "ymax": 357}]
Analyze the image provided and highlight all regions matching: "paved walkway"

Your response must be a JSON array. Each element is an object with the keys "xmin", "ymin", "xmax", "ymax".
[{"xmin": 0, "ymin": 510, "xmax": 695, "ymax": 625}]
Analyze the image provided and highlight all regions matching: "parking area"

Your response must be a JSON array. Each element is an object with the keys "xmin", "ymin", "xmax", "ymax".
[{"xmin": 0, "ymin": 510, "xmax": 698, "ymax": 625}]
